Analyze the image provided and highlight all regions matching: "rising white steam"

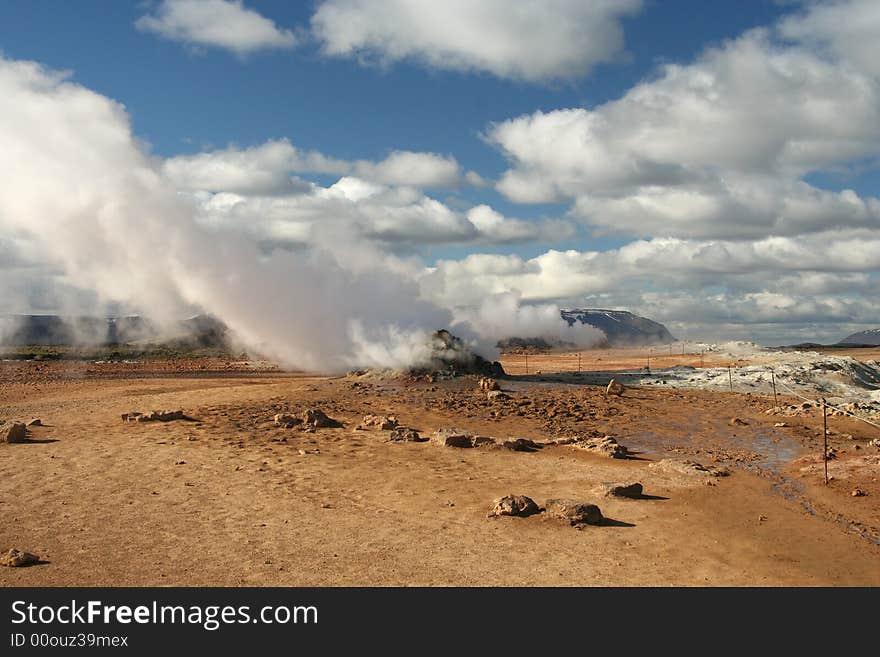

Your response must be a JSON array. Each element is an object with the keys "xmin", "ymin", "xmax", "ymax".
[{"xmin": 0, "ymin": 55, "xmax": 574, "ymax": 371}]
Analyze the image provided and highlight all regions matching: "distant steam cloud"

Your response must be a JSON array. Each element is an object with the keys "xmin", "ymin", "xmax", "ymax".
[{"xmin": 0, "ymin": 55, "xmax": 564, "ymax": 371}]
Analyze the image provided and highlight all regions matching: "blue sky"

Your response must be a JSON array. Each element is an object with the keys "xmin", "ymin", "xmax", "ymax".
[{"xmin": 1, "ymin": 1, "xmax": 880, "ymax": 351}]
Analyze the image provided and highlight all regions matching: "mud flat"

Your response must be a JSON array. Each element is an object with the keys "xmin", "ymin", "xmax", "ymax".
[{"xmin": 1, "ymin": 358, "xmax": 878, "ymax": 586}]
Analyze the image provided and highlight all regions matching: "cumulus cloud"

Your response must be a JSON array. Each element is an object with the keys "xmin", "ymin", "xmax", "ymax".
[
  {"xmin": 164, "ymin": 140, "xmax": 463, "ymax": 192},
  {"xmin": 311, "ymin": 0, "xmax": 643, "ymax": 82},
  {"xmin": 488, "ymin": 26, "xmax": 880, "ymax": 238},
  {"xmin": 779, "ymin": 0, "xmax": 880, "ymax": 78},
  {"xmin": 352, "ymin": 151, "xmax": 461, "ymax": 188},
  {"xmin": 163, "ymin": 139, "xmax": 347, "ymax": 194},
  {"xmin": 186, "ymin": 178, "xmax": 574, "ymax": 248},
  {"xmin": 136, "ymin": 0, "xmax": 298, "ymax": 54}
]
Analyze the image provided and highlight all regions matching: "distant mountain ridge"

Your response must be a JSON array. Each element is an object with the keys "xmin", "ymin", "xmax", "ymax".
[
  {"xmin": 561, "ymin": 309, "xmax": 675, "ymax": 346},
  {"xmin": 839, "ymin": 328, "xmax": 880, "ymax": 346},
  {"xmin": 0, "ymin": 314, "xmax": 227, "ymax": 347}
]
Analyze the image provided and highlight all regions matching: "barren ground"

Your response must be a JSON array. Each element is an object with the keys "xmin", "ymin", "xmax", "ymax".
[{"xmin": 1, "ymin": 350, "xmax": 878, "ymax": 586}]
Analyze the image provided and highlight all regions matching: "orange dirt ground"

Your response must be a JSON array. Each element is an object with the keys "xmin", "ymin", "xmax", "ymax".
[{"xmin": 1, "ymin": 352, "xmax": 878, "ymax": 586}]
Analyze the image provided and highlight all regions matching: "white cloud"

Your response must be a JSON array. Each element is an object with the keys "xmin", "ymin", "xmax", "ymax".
[
  {"xmin": 187, "ymin": 178, "xmax": 574, "ymax": 248},
  {"xmin": 164, "ymin": 140, "xmax": 463, "ymax": 192},
  {"xmin": 489, "ymin": 28, "xmax": 880, "ymax": 238},
  {"xmin": 136, "ymin": 0, "xmax": 297, "ymax": 55},
  {"xmin": 352, "ymin": 150, "xmax": 461, "ymax": 188},
  {"xmin": 163, "ymin": 139, "xmax": 347, "ymax": 194},
  {"xmin": 779, "ymin": 0, "xmax": 880, "ymax": 78},
  {"xmin": 311, "ymin": 0, "xmax": 643, "ymax": 82}
]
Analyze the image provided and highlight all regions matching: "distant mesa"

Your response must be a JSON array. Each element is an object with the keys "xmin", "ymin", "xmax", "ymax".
[
  {"xmin": 838, "ymin": 328, "xmax": 880, "ymax": 347},
  {"xmin": 560, "ymin": 308, "xmax": 675, "ymax": 347}
]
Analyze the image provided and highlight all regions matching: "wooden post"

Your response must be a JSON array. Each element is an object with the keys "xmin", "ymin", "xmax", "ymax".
[
  {"xmin": 524, "ymin": 353, "xmax": 528, "ymax": 375},
  {"xmin": 822, "ymin": 398, "xmax": 829, "ymax": 485},
  {"xmin": 770, "ymin": 370, "xmax": 778, "ymax": 408},
  {"xmin": 577, "ymin": 353, "xmax": 581, "ymax": 373},
  {"xmin": 646, "ymin": 348, "xmax": 651, "ymax": 370},
  {"xmin": 728, "ymin": 366, "xmax": 733, "ymax": 392},
  {"xmin": 699, "ymin": 349, "xmax": 704, "ymax": 368}
]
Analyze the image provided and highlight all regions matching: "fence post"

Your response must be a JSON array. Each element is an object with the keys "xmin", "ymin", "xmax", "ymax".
[
  {"xmin": 770, "ymin": 370, "xmax": 778, "ymax": 408},
  {"xmin": 822, "ymin": 398, "xmax": 829, "ymax": 485},
  {"xmin": 525, "ymin": 353, "xmax": 528, "ymax": 375},
  {"xmin": 728, "ymin": 366, "xmax": 733, "ymax": 392}
]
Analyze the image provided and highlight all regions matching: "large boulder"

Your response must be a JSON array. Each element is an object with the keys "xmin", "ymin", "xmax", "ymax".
[
  {"xmin": 544, "ymin": 499, "xmax": 603, "ymax": 526},
  {"xmin": 3, "ymin": 422, "xmax": 27, "ymax": 444},
  {"xmin": 487, "ymin": 495, "xmax": 541, "ymax": 518}
]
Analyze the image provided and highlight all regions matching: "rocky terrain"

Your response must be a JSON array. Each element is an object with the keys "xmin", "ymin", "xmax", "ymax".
[{"xmin": 1, "ymin": 347, "xmax": 878, "ymax": 586}]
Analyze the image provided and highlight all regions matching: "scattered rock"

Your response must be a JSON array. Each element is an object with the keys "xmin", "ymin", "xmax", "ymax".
[
  {"xmin": 649, "ymin": 459, "xmax": 730, "ymax": 477},
  {"xmin": 544, "ymin": 499, "xmax": 603, "ymax": 526},
  {"xmin": 774, "ymin": 422, "xmax": 788, "ymax": 427},
  {"xmin": 26, "ymin": 418, "xmax": 42, "ymax": 427},
  {"xmin": 573, "ymin": 435, "xmax": 629, "ymax": 459},
  {"xmin": 431, "ymin": 427, "xmax": 474, "ymax": 448},
  {"xmin": 605, "ymin": 379, "xmax": 624, "ymax": 396},
  {"xmin": 431, "ymin": 427, "xmax": 496, "ymax": 448},
  {"xmin": 3, "ymin": 422, "xmax": 27, "ymax": 444},
  {"xmin": 0, "ymin": 548, "xmax": 39, "ymax": 567},
  {"xmin": 487, "ymin": 390, "xmax": 510, "ymax": 402},
  {"xmin": 499, "ymin": 438, "xmax": 541, "ymax": 452},
  {"xmin": 122, "ymin": 410, "xmax": 186, "ymax": 423},
  {"xmin": 851, "ymin": 488, "xmax": 868, "ymax": 497},
  {"xmin": 478, "ymin": 377, "xmax": 501, "ymax": 392},
  {"xmin": 274, "ymin": 413, "xmax": 302, "ymax": 428},
  {"xmin": 357, "ymin": 414, "xmax": 398, "ymax": 430},
  {"xmin": 594, "ymin": 482, "xmax": 644, "ymax": 499},
  {"xmin": 301, "ymin": 408, "xmax": 342, "ymax": 429},
  {"xmin": 487, "ymin": 495, "xmax": 540, "ymax": 518},
  {"xmin": 387, "ymin": 427, "xmax": 426, "ymax": 442},
  {"xmin": 730, "ymin": 417, "xmax": 749, "ymax": 426}
]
